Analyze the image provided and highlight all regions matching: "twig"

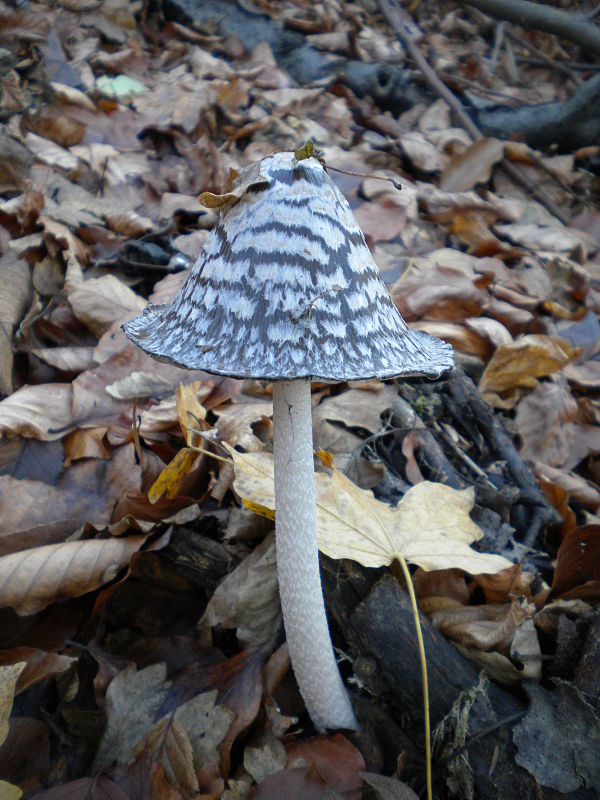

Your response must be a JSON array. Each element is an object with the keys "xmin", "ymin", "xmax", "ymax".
[
  {"xmin": 377, "ymin": 0, "xmax": 570, "ymax": 225},
  {"xmin": 462, "ymin": 0, "xmax": 600, "ymax": 57},
  {"xmin": 504, "ymin": 27, "xmax": 582, "ymax": 86},
  {"xmin": 440, "ymin": 711, "xmax": 526, "ymax": 763}
]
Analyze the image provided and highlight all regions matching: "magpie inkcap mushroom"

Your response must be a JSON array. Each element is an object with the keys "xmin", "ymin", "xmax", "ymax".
[{"xmin": 123, "ymin": 149, "xmax": 453, "ymax": 732}]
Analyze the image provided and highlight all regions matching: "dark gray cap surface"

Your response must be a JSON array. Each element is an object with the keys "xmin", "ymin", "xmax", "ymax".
[{"xmin": 123, "ymin": 152, "xmax": 453, "ymax": 382}]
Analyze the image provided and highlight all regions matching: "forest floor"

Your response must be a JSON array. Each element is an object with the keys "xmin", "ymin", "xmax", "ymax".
[{"xmin": 0, "ymin": 0, "xmax": 599, "ymax": 798}]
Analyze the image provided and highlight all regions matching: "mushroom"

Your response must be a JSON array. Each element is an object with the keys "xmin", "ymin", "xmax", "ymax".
[{"xmin": 123, "ymin": 150, "xmax": 453, "ymax": 732}]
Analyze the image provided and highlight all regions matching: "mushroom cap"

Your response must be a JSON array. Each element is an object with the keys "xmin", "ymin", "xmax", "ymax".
[{"xmin": 123, "ymin": 151, "xmax": 453, "ymax": 382}]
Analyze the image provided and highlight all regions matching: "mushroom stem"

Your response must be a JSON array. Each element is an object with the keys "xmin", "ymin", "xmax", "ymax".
[{"xmin": 272, "ymin": 378, "xmax": 359, "ymax": 732}]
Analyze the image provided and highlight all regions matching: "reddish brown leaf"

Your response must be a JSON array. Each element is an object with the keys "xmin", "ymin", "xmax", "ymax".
[{"xmin": 549, "ymin": 526, "xmax": 600, "ymax": 601}]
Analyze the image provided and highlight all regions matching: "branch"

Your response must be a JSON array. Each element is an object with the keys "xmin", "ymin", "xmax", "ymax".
[{"xmin": 463, "ymin": 0, "xmax": 600, "ymax": 56}]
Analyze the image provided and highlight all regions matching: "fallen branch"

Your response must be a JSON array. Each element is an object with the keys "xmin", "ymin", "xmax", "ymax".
[{"xmin": 462, "ymin": 0, "xmax": 600, "ymax": 57}]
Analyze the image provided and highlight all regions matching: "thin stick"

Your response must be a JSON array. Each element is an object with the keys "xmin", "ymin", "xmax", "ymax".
[{"xmin": 396, "ymin": 555, "xmax": 432, "ymax": 800}]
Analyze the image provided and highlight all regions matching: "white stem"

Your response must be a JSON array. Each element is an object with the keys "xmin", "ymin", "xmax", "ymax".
[{"xmin": 273, "ymin": 378, "xmax": 359, "ymax": 732}]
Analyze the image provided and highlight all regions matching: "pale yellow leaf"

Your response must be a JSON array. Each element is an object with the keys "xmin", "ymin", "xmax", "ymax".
[
  {"xmin": 0, "ymin": 662, "xmax": 25, "ymax": 745},
  {"xmin": 176, "ymin": 382, "xmax": 207, "ymax": 446},
  {"xmin": 148, "ymin": 447, "xmax": 198, "ymax": 503},
  {"xmin": 226, "ymin": 448, "xmax": 511, "ymax": 575},
  {"xmin": 0, "ymin": 780, "xmax": 22, "ymax": 800}
]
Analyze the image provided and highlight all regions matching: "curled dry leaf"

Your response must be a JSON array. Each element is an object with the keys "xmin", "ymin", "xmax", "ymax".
[
  {"xmin": 0, "ymin": 648, "xmax": 76, "ymax": 695},
  {"xmin": 440, "ymin": 138, "xmax": 505, "ymax": 192},
  {"xmin": 0, "ymin": 536, "xmax": 147, "ymax": 615},
  {"xmin": 549, "ymin": 525, "xmax": 600, "ymax": 601},
  {"xmin": 227, "ymin": 448, "xmax": 512, "ymax": 575},
  {"xmin": 0, "ymin": 662, "xmax": 26, "ymax": 745},
  {"xmin": 0, "ymin": 253, "xmax": 31, "ymax": 396},
  {"xmin": 68, "ymin": 275, "xmax": 146, "ymax": 337},
  {"xmin": 515, "ymin": 381, "xmax": 578, "ymax": 466},
  {"xmin": 533, "ymin": 462, "xmax": 600, "ymax": 510},
  {"xmin": 200, "ymin": 160, "xmax": 270, "ymax": 208},
  {"xmin": 0, "ymin": 384, "xmax": 74, "ymax": 441},
  {"xmin": 199, "ymin": 533, "xmax": 281, "ymax": 652},
  {"xmin": 478, "ymin": 335, "xmax": 578, "ymax": 408},
  {"xmin": 285, "ymin": 733, "xmax": 365, "ymax": 798},
  {"xmin": 133, "ymin": 717, "xmax": 199, "ymax": 797}
]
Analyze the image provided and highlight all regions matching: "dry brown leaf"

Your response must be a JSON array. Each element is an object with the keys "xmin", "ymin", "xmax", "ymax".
[
  {"xmin": 353, "ymin": 201, "xmax": 405, "ymax": 243},
  {"xmin": 69, "ymin": 275, "xmax": 146, "ymax": 337},
  {"xmin": 94, "ymin": 663, "xmax": 171, "ymax": 772},
  {"xmin": 563, "ymin": 360, "xmax": 600, "ymax": 389},
  {"xmin": 478, "ymin": 335, "xmax": 578, "ymax": 407},
  {"xmin": 495, "ymin": 223, "xmax": 598, "ymax": 257},
  {"xmin": 516, "ymin": 381, "xmax": 578, "ymax": 466},
  {"xmin": 398, "ymin": 131, "xmax": 446, "ymax": 172},
  {"xmin": 533, "ymin": 462, "xmax": 600, "ymax": 510},
  {"xmin": 0, "ymin": 648, "xmax": 75, "ymax": 695},
  {"xmin": 199, "ymin": 532, "xmax": 281, "ymax": 652},
  {"xmin": 285, "ymin": 733, "xmax": 365, "ymax": 797},
  {"xmin": 133, "ymin": 718, "xmax": 199, "ymax": 796},
  {"xmin": 63, "ymin": 427, "xmax": 110, "ymax": 465},
  {"xmin": 228, "ymin": 448, "xmax": 512, "ymax": 574},
  {"xmin": 30, "ymin": 346, "xmax": 96, "ymax": 374},
  {"xmin": 391, "ymin": 262, "xmax": 485, "ymax": 322},
  {"xmin": 313, "ymin": 385, "xmax": 398, "ymax": 435},
  {"xmin": 0, "ymin": 384, "xmax": 74, "ymax": 440},
  {"xmin": 440, "ymin": 138, "xmax": 505, "ymax": 192},
  {"xmin": 105, "ymin": 371, "xmax": 175, "ymax": 400},
  {"xmin": 176, "ymin": 382, "xmax": 207, "ymax": 447},
  {"xmin": 200, "ymin": 160, "xmax": 270, "ymax": 208},
  {"xmin": 213, "ymin": 400, "xmax": 271, "ymax": 452},
  {"xmin": 0, "ymin": 253, "xmax": 31, "ymax": 396},
  {"xmin": 411, "ymin": 320, "xmax": 492, "ymax": 361},
  {"xmin": 0, "ymin": 536, "xmax": 146, "ymax": 615},
  {"xmin": 25, "ymin": 132, "xmax": 79, "ymax": 171}
]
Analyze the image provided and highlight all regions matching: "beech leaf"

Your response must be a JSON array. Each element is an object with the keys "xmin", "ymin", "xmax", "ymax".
[
  {"xmin": 0, "ymin": 536, "xmax": 146, "ymax": 615},
  {"xmin": 226, "ymin": 448, "xmax": 512, "ymax": 575}
]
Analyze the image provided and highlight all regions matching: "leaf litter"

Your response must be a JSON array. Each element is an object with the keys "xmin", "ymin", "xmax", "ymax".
[{"xmin": 0, "ymin": 0, "xmax": 598, "ymax": 797}]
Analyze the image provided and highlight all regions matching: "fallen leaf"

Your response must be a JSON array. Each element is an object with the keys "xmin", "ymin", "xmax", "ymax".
[
  {"xmin": 495, "ymin": 223, "xmax": 598, "ymax": 257},
  {"xmin": 285, "ymin": 733, "xmax": 364, "ymax": 798},
  {"xmin": 533, "ymin": 462, "xmax": 600, "ymax": 511},
  {"xmin": 549, "ymin": 525, "xmax": 600, "ymax": 601},
  {"xmin": 200, "ymin": 160, "xmax": 270, "ymax": 208},
  {"xmin": 0, "ymin": 253, "xmax": 31, "ymax": 396},
  {"xmin": 147, "ymin": 448, "xmax": 200, "ymax": 503},
  {"xmin": 479, "ymin": 335, "xmax": 578, "ymax": 407},
  {"xmin": 515, "ymin": 381, "xmax": 578, "ymax": 466},
  {"xmin": 29, "ymin": 776, "xmax": 129, "ymax": 799},
  {"xmin": 0, "ymin": 648, "xmax": 75, "ymax": 694},
  {"xmin": 94, "ymin": 662, "xmax": 171, "ymax": 772},
  {"xmin": 132, "ymin": 718, "xmax": 199, "ymax": 796},
  {"xmin": 514, "ymin": 682, "xmax": 600, "ymax": 793},
  {"xmin": 69, "ymin": 275, "xmax": 146, "ymax": 337},
  {"xmin": 398, "ymin": 131, "xmax": 446, "ymax": 172},
  {"xmin": 0, "ymin": 781, "xmax": 22, "ymax": 800},
  {"xmin": 199, "ymin": 532, "xmax": 281, "ymax": 652},
  {"xmin": 0, "ymin": 536, "xmax": 146, "ymax": 615},
  {"xmin": 0, "ymin": 662, "xmax": 25, "ymax": 745},
  {"xmin": 440, "ymin": 138, "xmax": 505, "ymax": 192},
  {"xmin": 361, "ymin": 771, "xmax": 419, "ymax": 800},
  {"xmin": 227, "ymin": 448, "xmax": 512, "ymax": 575},
  {"xmin": 0, "ymin": 384, "xmax": 74, "ymax": 440}
]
